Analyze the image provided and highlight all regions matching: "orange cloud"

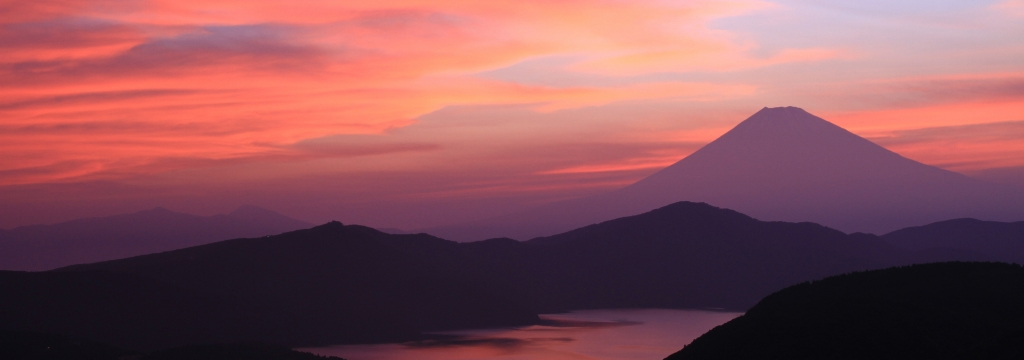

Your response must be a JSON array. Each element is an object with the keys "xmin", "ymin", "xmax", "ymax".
[
  {"xmin": 0, "ymin": 0, "xmax": 797, "ymax": 186},
  {"xmin": 538, "ymin": 156, "xmax": 684, "ymax": 175},
  {"xmin": 824, "ymin": 74, "xmax": 1024, "ymax": 132},
  {"xmin": 866, "ymin": 120, "xmax": 1024, "ymax": 172},
  {"xmin": 3, "ymin": 0, "xmax": 1022, "ymax": 232},
  {"xmin": 814, "ymin": 74, "xmax": 1024, "ymax": 173}
]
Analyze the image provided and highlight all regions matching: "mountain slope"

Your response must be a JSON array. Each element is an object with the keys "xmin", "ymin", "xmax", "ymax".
[
  {"xmin": 665, "ymin": 262, "xmax": 1024, "ymax": 360},
  {"xmin": 390, "ymin": 202, "xmax": 1005, "ymax": 312},
  {"xmin": 0, "ymin": 206, "xmax": 313, "ymax": 271},
  {"xmin": 429, "ymin": 107, "xmax": 1024, "ymax": 241},
  {"xmin": 883, "ymin": 218, "xmax": 1024, "ymax": 264},
  {"xmin": 410, "ymin": 202, "xmax": 977, "ymax": 312},
  {"xmin": 6, "ymin": 202, "xmax": 1013, "ymax": 350},
  {"xmin": 55, "ymin": 222, "xmax": 539, "ymax": 347},
  {"xmin": 476, "ymin": 202, "xmax": 912, "ymax": 311}
]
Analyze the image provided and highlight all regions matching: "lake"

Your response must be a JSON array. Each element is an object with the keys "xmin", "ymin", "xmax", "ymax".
[{"xmin": 302, "ymin": 309, "xmax": 741, "ymax": 360}]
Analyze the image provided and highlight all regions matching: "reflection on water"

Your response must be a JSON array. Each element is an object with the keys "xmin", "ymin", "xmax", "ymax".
[{"xmin": 302, "ymin": 309, "xmax": 741, "ymax": 360}]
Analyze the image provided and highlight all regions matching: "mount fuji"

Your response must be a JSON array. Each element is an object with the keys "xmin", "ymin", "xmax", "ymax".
[{"xmin": 430, "ymin": 107, "xmax": 1024, "ymax": 241}]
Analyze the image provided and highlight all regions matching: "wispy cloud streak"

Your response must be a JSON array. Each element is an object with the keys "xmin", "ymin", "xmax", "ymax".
[{"xmin": 1, "ymin": 0, "xmax": 1023, "ymax": 228}]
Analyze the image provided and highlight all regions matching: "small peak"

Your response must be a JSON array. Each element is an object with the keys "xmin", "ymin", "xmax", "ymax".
[
  {"xmin": 654, "ymin": 201, "xmax": 745, "ymax": 216},
  {"xmin": 751, "ymin": 106, "xmax": 811, "ymax": 117},
  {"xmin": 313, "ymin": 221, "xmax": 345, "ymax": 230},
  {"xmin": 726, "ymin": 106, "xmax": 843, "ymax": 136},
  {"xmin": 657, "ymin": 201, "xmax": 715, "ymax": 211}
]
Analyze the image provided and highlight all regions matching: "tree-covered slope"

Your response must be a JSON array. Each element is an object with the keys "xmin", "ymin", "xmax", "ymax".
[{"xmin": 666, "ymin": 262, "xmax": 1024, "ymax": 360}]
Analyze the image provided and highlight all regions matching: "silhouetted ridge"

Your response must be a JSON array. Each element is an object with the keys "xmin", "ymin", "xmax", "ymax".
[
  {"xmin": 526, "ymin": 202, "xmax": 759, "ymax": 246},
  {"xmin": 47, "ymin": 222, "xmax": 538, "ymax": 348},
  {"xmin": 6, "ymin": 201, "xmax": 1024, "ymax": 351},
  {"xmin": 883, "ymin": 218, "xmax": 1024, "ymax": 263},
  {"xmin": 305, "ymin": 220, "xmax": 346, "ymax": 233},
  {"xmin": 495, "ymin": 201, "xmax": 900, "ymax": 311},
  {"xmin": 0, "ymin": 206, "xmax": 313, "ymax": 271},
  {"xmin": 665, "ymin": 262, "xmax": 1024, "ymax": 360}
]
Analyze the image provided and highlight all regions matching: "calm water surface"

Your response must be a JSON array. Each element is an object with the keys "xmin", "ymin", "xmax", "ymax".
[{"xmin": 302, "ymin": 309, "xmax": 741, "ymax": 360}]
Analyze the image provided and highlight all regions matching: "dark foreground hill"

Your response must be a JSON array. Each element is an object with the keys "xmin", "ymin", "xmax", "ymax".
[
  {"xmin": 3, "ymin": 225, "xmax": 536, "ymax": 350},
  {"xmin": 666, "ymin": 262, "xmax": 1024, "ymax": 360},
  {"xmin": 3, "ymin": 202, "xmax": 1020, "ymax": 350},
  {"xmin": 52, "ymin": 223, "xmax": 539, "ymax": 348},
  {"xmin": 0, "ymin": 331, "xmax": 343, "ymax": 360},
  {"xmin": 0, "ymin": 206, "xmax": 312, "ymax": 271},
  {"xmin": 0, "ymin": 270, "xmax": 275, "ymax": 350}
]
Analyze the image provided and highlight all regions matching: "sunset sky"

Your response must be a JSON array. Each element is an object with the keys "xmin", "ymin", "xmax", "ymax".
[{"xmin": 2, "ymin": 0, "xmax": 1023, "ymax": 229}]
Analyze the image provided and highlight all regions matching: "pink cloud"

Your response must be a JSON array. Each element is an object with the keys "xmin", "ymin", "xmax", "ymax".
[
  {"xmin": 993, "ymin": 0, "xmax": 1024, "ymax": 16},
  {"xmin": 0, "ymin": 0, "xmax": 823, "ymax": 188},
  {"xmin": 866, "ymin": 120, "xmax": 1024, "ymax": 172},
  {"xmin": 1, "ymin": 0, "xmax": 1023, "ymax": 229}
]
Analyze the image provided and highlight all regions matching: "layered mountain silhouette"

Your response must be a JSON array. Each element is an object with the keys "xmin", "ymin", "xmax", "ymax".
[
  {"xmin": 428, "ymin": 106, "xmax": 1024, "ymax": 241},
  {"xmin": 463, "ymin": 201, "xmax": 1003, "ymax": 311},
  {"xmin": 0, "ymin": 205, "xmax": 312, "ymax": 271},
  {"xmin": 666, "ymin": 262, "xmax": 1024, "ymax": 360},
  {"xmin": 4, "ymin": 201, "xmax": 1017, "ymax": 350},
  {"xmin": 44, "ymin": 223, "xmax": 540, "ymax": 349},
  {"xmin": 882, "ymin": 219, "xmax": 1024, "ymax": 264}
]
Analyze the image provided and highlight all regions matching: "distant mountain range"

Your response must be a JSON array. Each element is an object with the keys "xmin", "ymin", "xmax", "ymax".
[
  {"xmin": 0, "ymin": 205, "xmax": 312, "ymax": 271},
  {"xmin": 666, "ymin": 262, "xmax": 1024, "ymax": 360},
  {"xmin": 2, "ymin": 201, "xmax": 1021, "ymax": 350},
  {"xmin": 882, "ymin": 218, "xmax": 1024, "ymax": 263},
  {"xmin": 427, "ymin": 107, "xmax": 1024, "ymax": 241}
]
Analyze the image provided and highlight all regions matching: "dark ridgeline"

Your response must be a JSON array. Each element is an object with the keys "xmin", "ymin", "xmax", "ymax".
[
  {"xmin": 0, "ymin": 331, "xmax": 344, "ymax": 360},
  {"xmin": 45, "ymin": 222, "xmax": 539, "ymax": 349},
  {"xmin": 426, "ymin": 106, "xmax": 1024, "ymax": 241},
  {"xmin": 882, "ymin": 218, "xmax": 1024, "ymax": 263},
  {"xmin": 477, "ymin": 201, "xmax": 897, "ymax": 312},
  {"xmin": 0, "ymin": 205, "xmax": 312, "ymax": 271},
  {"xmin": 3, "ymin": 200, "xmax": 1021, "ymax": 351},
  {"xmin": 665, "ymin": 262, "xmax": 1024, "ymax": 360},
  {"xmin": 461, "ymin": 202, "xmax": 1016, "ymax": 313}
]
